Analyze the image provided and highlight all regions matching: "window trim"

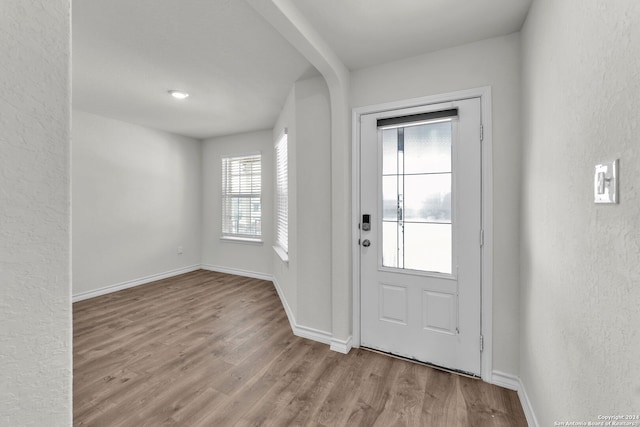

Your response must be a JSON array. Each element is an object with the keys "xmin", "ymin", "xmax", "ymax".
[
  {"xmin": 220, "ymin": 236, "xmax": 263, "ymax": 245},
  {"xmin": 274, "ymin": 129, "xmax": 288, "ymax": 262},
  {"xmin": 220, "ymin": 152, "xmax": 263, "ymax": 242}
]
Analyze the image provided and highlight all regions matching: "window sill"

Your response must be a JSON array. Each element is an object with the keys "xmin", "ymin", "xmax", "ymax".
[
  {"xmin": 273, "ymin": 245, "xmax": 289, "ymax": 263},
  {"xmin": 220, "ymin": 236, "xmax": 263, "ymax": 245}
]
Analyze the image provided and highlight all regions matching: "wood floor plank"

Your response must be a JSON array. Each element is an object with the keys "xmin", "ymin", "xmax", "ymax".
[
  {"xmin": 312, "ymin": 349, "xmax": 376, "ymax": 426},
  {"xmin": 340, "ymin": 351, "xmax": 395, "ymax": 425},
  {"xmin": 73, "ymin": 270, "xmax": 527, "ymax": 426},
  {"xmin": 235, "ymin": 340, "xmax": 326, "ymax": 426}
]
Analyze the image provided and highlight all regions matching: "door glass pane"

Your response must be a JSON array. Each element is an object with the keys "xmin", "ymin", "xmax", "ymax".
[
  {"xmin": 382, "ymin": 176, "xmax": 399, "ymax": 221},
  {"xmin": 380, "ymin": 118, "xmax": 453, "ymax": 275},
  {"xmin": 404, "ymin": 174, "xmax": 451, "ymax": 223},
  {"xmin": 382, "ymin": 129, "xmax": 398, "ymax": 175},
  {"xmin": 382, "ymin": 221, "xmax": 399, "ymax": 268},
  {"xmin": 404, "ymin": 121, "xmax": 451, "ymax": 174},
  {"xmin": 404, "ymin": 223, "xmax": 452, "ymax": 273}
]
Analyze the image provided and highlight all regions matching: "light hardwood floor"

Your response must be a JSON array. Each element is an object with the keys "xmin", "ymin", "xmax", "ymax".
[{"xmin": 73, "ymin": 270, "xmax": 527, "ymax": 426}]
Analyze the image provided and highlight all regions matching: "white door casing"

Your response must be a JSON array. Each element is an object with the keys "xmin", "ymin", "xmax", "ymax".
[{"xmin": 358, "ymin": 97, "xmax": 483, "ymax": 376}]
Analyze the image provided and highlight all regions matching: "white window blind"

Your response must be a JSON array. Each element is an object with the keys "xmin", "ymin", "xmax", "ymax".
[
  {"xmin": 221, "ymin": 153, "xmax": 262, "ymax": 240},
  {"xmin": 275, "ymin": 132, "xmax": 288, "ymax": 254}
]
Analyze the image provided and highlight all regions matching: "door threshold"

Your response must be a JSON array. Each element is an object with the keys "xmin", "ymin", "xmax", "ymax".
[{"xmin": 361, "ymin": 346, "xmax": 480, "ymax": 380}]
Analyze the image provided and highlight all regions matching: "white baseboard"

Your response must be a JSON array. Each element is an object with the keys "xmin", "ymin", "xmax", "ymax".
[
  {"xmin": 271, "ymin": 275, "xmax": 296, "ymax": 332},
  {"xmin": 330, "ymin": 336, "xmax": 353, "ymax": 354},
  {"xmin": 72, "ymin": 264, "xmax": 201, "ymax": 302},
  {"xmin": 296, "ymin": 324, "xmax": 332, "ymax": 346},
  {"xmin": 201, "ymin": 264, "xmax": 272, "ymax": 281},
  {"xmin": 517, "ymin": 377, "xmax": 539, "ymax": 427},
  {"xmin": 271, "ymin": 275, "xmax": 335, "ymax": 348},
  {"xmin": 492, "ymin": 371, "xmax": 539, "ymax": 427},
  {"xmin": 491, "ymin": 370, "xmax": 520, "ymax": 391}
]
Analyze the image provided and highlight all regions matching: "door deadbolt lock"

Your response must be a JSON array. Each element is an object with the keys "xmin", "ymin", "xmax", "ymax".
[
  {"xmin": 362, "ymin": 239, "xmax": 371, "ymax": 247},
  {"xmin": 362, "ymin": 214, "xmax": 371, "ymax": 231}
]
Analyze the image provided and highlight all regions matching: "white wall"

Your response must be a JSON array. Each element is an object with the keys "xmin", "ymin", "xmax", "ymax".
[
  {"xmin": 0, "ymin": 1, "xmax": 72, "ymax": 425},
  {"xmin": 351, "ymin": 33, "xmax": 522, "ymax": 376},
  {"xmin": 201, "ymin": 130, "xmax": 273, "ymax": 277},
  {"xmin": 294, "ymin": 77, "xmax": 332, "ymax": 332},
  {"xmin": 272, "ymin": 76, "xmax": 332, "ymax": 334},
  {"xmin": 521, "ymin": 0, "xmax": 640, "ymax": 423},
  {"xmin": 72, "ymin": 110, "xmax": 202, "ymax": 296}
]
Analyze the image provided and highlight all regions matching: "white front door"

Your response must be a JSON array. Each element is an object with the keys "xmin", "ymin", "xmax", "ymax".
[{"xmin": 359, "ymin": 98, "xmax": 482, "ymax": 375}]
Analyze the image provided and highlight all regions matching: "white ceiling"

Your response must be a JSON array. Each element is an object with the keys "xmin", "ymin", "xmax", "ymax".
[
  {"xmin": 72, "ymin": 0, "xmax": 317, "ymax": 139},
  {"xmin": 295, "ymin": 0, "xmax": 533, "ymax": 70},
  {"xmin": 72, "ymin": 0, "xmax": 532, "ymax": 139}
]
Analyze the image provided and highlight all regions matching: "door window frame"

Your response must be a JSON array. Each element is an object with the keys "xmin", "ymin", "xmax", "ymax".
[{"xmin": 351, "ymin": 87, "xmax": 494, "ymax": 381}]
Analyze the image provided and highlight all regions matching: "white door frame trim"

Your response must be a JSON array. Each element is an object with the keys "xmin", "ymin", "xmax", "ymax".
[{"xmin": 351, "ymin": 87, "xmax": 494, "ymax": 381}]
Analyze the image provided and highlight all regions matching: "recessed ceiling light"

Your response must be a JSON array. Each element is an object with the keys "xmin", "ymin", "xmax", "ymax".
[{"xmin": 168, "ymin": 90, "xmax": 189, "ymax": 99}]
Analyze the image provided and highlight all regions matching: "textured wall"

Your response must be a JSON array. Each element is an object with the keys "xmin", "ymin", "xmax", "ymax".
[
  {"xmin": 351, "ymin": 33, "xmax": 522, "ymax": 376},
  {"xmin": 72, "ymin": 110, "xmax": 202, "ymax": 296},
  {"xmin": 0, "ymin": 1, "xmax": 72, "ymax": 425},
  {"xmin": 295, "ymin": 76, "xmax": 332, "ymax": 333},
  {"xmin": 201, "ymin": 130, "xmax": 274, "ymax": 276},
  {"xmin": 521, "ymin": 0, "xmax": 640, "ymax": 423}
]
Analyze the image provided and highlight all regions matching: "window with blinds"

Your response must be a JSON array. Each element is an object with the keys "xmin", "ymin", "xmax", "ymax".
[
  {"xmin": 274, "ymin": 132, "xmax": 288, "ymax": 257},
  {"xmin": 221, "ymin": 153, "xmax": 262, "ymax": 240}
]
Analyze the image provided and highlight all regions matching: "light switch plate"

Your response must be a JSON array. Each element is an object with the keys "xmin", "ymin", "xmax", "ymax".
[{"xmin": 594, "ymin": 159, "xmax": 618, "ymax": 204}]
